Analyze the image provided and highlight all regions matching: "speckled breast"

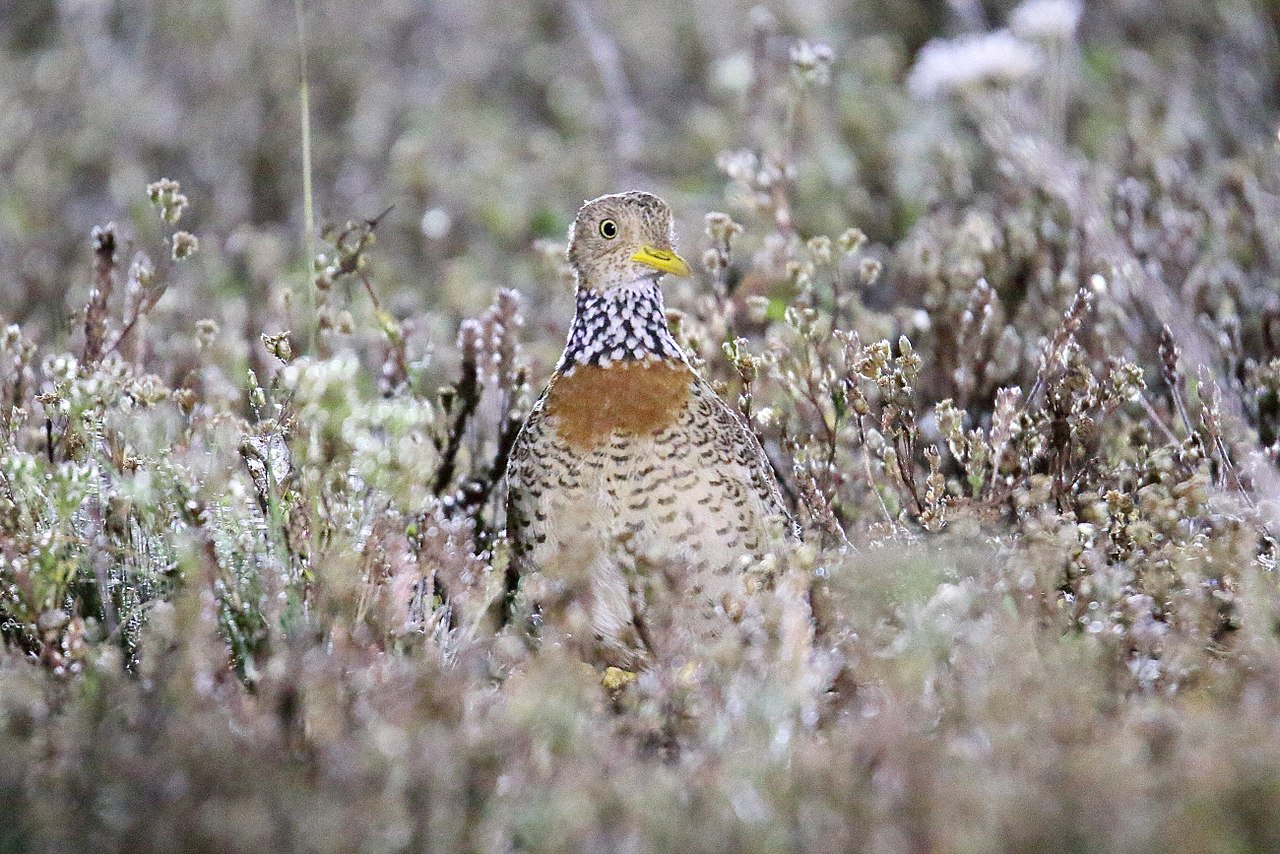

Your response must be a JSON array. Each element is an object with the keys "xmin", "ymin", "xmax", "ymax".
[{"xmin": 506, "ymin": 358, "xmax": 783, "ymax": 665}]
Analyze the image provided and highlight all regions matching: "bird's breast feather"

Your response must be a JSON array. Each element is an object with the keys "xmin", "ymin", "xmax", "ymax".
[{"xmin": 544, "ymin": 360, "xmax": 693, "ymax": 449}]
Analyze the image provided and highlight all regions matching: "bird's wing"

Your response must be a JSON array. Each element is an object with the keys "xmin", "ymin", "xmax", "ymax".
[
  {"xmin": 503, "ymin": 388, "xmax": 553, "ymax": 608},
  {"xmin": 688, "ymin": 376, "xmax": 796, "ymax": 537}
]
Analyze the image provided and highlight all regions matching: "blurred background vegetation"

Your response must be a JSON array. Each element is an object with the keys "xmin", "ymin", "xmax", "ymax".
[
  {"xmin": 5, "ymin": 0, "xmax": 1270, "ymax": 347},
  {"xmin": 6, "ymin": 0, "xmax": 1280, "ymax": 851}
]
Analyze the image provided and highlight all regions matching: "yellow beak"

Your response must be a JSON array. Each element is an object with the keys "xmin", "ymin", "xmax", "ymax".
[{"xmin": 630, "ymin": 245, "xmax": 692, "ymax": 278}]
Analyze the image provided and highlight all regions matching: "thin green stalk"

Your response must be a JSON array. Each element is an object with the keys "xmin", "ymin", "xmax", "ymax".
[{"xmin": 294, "ymin": 0, "xmax": 317, "ymax": 352}]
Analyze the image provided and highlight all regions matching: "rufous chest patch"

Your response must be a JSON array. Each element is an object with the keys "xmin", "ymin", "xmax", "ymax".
[{"xmin": 544, "ymin": 360, "xmax": 693, "ymax": 449}]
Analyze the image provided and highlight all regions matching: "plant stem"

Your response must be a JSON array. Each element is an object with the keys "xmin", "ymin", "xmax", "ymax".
[{"xmin": 294, "ymin": 0, "xmax": 317, "ymax": 353}]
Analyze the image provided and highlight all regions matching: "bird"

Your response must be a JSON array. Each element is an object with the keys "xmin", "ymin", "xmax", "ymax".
[{"xmin": 503, "ymin": 191, "xmax": 793, "ymax": 672}]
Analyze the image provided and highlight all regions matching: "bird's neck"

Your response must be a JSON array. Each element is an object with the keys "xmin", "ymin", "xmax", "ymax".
[{"xmin": 557, "ymin": 279, "xmax": 685, "ymax": 372}]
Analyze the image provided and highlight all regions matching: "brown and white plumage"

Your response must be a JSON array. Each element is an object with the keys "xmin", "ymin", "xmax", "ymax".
[{"xmin": 503, "ymin": 192, "xmax": 790, "ymax": 668}]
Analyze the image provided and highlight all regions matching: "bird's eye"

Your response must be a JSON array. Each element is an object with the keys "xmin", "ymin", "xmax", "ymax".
[{"xmin": 599, "ymin": 219, "xmax": 618, "ymax": 239}]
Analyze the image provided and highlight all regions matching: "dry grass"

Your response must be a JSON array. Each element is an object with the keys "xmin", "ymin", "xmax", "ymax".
[{"xmin": 5, "ymin": 0, "xmax": 1280, "ymax": 851}]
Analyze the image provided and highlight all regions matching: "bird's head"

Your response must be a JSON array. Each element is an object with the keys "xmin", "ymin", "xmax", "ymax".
[{"xmin": 567, "ymin": 191, "xmax": 692, "ymax": 292}]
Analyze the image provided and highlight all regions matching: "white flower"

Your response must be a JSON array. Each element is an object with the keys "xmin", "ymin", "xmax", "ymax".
[
  {"xmin": 907, "ymin": 30, "xmax": 1043, "ymax": 98},
  {"xmin": 1010, "ymin": 0, "xmax": 1083, "ymax": 41},
  {"xmin": 716, "ymin": 149, "xmax": 759, "ymax": 184},
  {"xmin": 420, "ymin": 208, "xmax": 451, "ymax": 240},
  {"xmin": 789, "ymin": 40, "xmax": 835, "ymax": 86},
  {"xmin": 712, "ymin": 51, "xmax": 753, "ymax": 95}
]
